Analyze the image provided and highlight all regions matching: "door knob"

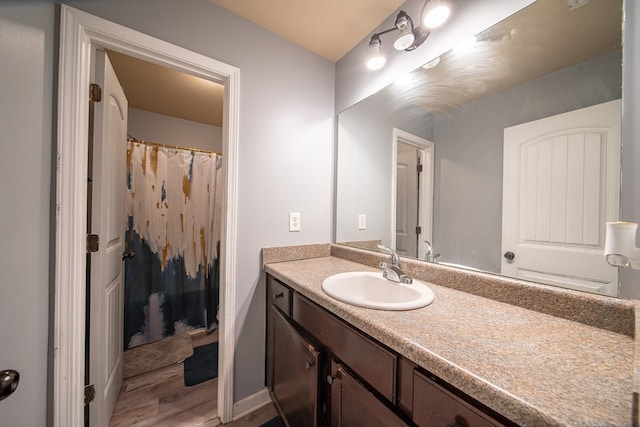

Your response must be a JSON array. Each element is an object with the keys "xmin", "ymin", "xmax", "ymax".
[
  {"xmin": 0, "ymin": 369, "xmax": 19, "ymax": 401},
  {"xmin": 504, "ymin": 251, "xmax": 515, "ymax": 261},
  {"xmin": 122, "ymin": 251, "xmax": 136, "ymax": 260}
]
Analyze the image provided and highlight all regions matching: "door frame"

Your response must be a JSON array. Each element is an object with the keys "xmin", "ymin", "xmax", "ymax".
[
  {"xmin": 390, "ymin": 128, "xmax": 434, "ymax": 260},
  {"xmin": 55, "ymin": 5, "xmax": 239, "ymax": 426}
]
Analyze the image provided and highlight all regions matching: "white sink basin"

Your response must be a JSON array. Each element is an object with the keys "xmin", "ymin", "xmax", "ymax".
[{"xmin": 321, "ymin": 271, "xmax": 435, "ymax": 311}]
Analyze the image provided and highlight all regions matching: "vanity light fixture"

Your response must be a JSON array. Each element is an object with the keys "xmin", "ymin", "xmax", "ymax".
[
  {"xmin": 604, "ymin": 222, "xmax": 640, "ymax": 269},
  {"xmin": 366, "ymin": 0, "xmax": 451, "ymax": 70}
]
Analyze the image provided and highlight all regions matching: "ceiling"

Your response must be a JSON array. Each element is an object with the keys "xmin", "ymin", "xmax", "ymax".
[
  {"xmin": 108, "ymin": 0, "xmax": 403, "ymax": 128},
  {"xmin": 208, "ymin": 0, "xmax": 405, "ymax": 63}
]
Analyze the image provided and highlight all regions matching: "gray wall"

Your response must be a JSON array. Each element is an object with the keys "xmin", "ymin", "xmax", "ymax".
[
  {"xmin": 128, "ymin": 108, "xmax": 223, "ymax": 153},
  {"xmin": 0, "ymin": 3, "xmax": 56, "ymax": 426},
  {"xmin": 621, "ymin": 0, "xmax": 640, "ymax": 299},
  {"xmin": 0, "ymin": 0, "xmax": 334, "ymax": 425},
  {"xmin": 337, "ymin": 95, "xmax": 433, "ymax": 244}
]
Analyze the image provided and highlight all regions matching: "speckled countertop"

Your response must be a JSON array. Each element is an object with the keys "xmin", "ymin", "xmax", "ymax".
[{"xmin": 263, "ymin": 244, "xmax": 636, "ymax": 427}]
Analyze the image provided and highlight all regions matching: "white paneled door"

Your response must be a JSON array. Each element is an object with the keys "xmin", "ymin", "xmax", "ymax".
[
  {"xmin": 502, "ymin": 100, "xmax": 621, "ymax": 296},
  {"xmin": 396, "ymin": 142, "xmax": 419, "ymax": 257},
  {"xmin": 89, "ymin": 50, "xmax": 127, "ymax": 426}
]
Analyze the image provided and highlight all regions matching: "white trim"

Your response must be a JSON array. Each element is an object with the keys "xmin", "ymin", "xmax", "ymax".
[
  {"xmin": 231, "ymin": 387, "xmax": 272, "ymax": 420},
  {"xmin": 391, "ymin": 128, "xmax": 434, "ymax": 259},
  {"xmin": 55, "ymin": 5, "xmax": 239, "ymax": 426}
]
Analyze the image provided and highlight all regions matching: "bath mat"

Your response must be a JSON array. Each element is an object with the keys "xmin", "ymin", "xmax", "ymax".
[
  {"xmin": 123, "ymin": 333, "xmax": 194, "ymax": 378},
  {"xmin": 184, "ymin": 342, "xmax": 218, "ymax": 386},
  {"xmin": 259, "ymin": 416, "xmax": 285, "ymax": 427}
]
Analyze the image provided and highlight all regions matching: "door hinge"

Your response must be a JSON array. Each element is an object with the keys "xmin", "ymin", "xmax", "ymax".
[
  {"xmin": 84, "ymin": 384, "xmax": 95, "ymax": 405},
  {"xmin": 89, "ymin": 83, "xmax": 102, "ymax": 103},
  {"xmin": 86, "ymin": 234, "xmax": 99, "ymax": 253},
  {"xmin": 417, "ymin": 163, "xmax": 423, "ymax": 173},
  {"xmin": 416, "ymin": 226, "xmax": 422, "ymax": 235}
]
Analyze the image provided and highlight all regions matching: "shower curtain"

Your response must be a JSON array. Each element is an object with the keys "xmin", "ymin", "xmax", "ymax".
[{"xmin": 124, "ymin": 140, "xmax": 222, "ymax": 349}]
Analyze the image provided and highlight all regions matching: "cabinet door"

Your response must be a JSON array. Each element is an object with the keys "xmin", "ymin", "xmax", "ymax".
[
  {"xmin": 272, "ymin": 306, "xmax": 321, "ymax": 427},
  {"xmin": 329, "ymin": 361, "xmax": 410, "ymax": 427},
  {"xmin": 413, "ymin": 370, "xmax": 506, "ymax": 427}
]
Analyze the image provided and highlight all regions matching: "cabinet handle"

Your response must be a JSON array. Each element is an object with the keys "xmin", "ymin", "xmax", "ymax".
[{"xmin": 273, "ymin": 292, "xmax": 284, "ymax": 299}]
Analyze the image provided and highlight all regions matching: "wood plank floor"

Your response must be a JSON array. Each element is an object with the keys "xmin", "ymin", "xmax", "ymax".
[{"xmin": 110, "ymin": 330, "xmax": 278, "ymax": 427}]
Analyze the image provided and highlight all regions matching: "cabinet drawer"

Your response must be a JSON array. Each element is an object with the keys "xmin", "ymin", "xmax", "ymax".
[
  {"xmin": 413, "ymin": 370, "xmax": 506, "ymax": 427},
  {"xmin": 293, "ymin": 293, "xmax": 397, "ymax": 402},
  {"xmin": 269, "ymin": 277, "xmax": 292, "ymax": 315}
]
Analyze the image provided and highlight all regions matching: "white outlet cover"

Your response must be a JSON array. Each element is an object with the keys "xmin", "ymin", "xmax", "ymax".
[{"xmin": 289, "ymin": 212, "xmax": 301, "ymax": 232}]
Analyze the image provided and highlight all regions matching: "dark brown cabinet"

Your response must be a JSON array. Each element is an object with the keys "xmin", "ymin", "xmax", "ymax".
[
  {"xmin": 329, "ymin": 360, "xmax": 410, "ymax": 427},
  {"xmin": 266, "ymin": 275, "xmax": 513, "ymax": 427},
  {"xmin": 271, "ymin": 306, "xmax": 321, "ymax": 427},
  {"xmin": 413, "ymin": 370, "xmax": 507, "ymax": 427}
]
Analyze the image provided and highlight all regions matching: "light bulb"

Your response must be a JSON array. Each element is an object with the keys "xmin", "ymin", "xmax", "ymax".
[
  {"xmin": 453, "ymin": 36, "xmax": 476, "ymax": 54},
  {"xmin": 423, "ymin": 4, "xmax": 450, "ymax": 29},
  {"xmin": 394, "ymin": 31, "xmax": 415, "ymax": 50},
  {"xmin": 367, "ymin": 55, "xmax": 386, "ymax": 70}
]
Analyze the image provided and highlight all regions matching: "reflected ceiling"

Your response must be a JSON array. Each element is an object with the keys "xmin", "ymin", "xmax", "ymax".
[{"xmin": 387, "ymin": 0, "xmax": 621, "ymax": 114}]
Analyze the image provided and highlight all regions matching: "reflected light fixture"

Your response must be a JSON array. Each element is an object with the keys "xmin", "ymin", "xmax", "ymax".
[
  {"xmin": 423, "ymin": 0, "xmax": 451, "ymax": 29},
  {"xmin": 366, "ymin": 0, "xmax": 451, "ymax": 70}
]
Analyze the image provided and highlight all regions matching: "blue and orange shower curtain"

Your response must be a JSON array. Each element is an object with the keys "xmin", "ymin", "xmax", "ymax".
[{"xmin": 124, "ymin": 140, "xmax": 222, "ymax": 349}]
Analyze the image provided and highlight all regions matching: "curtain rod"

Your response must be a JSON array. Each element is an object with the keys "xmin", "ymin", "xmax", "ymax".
[{"xmin": 127, "ymin": 136, "xmax": 221, "ymax": 156}]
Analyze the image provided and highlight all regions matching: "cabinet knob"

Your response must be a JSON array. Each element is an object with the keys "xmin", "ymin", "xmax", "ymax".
[
  {"xmin": 0, "ymin": 369, "xmax": 19, "ymax": 401},
  {"xmin": 273, "ymin": 292, "xmax": 284, "ymax": 299},
  {"xmin": 326, "ymin": 375, "xmax": 335, "ymax": 385},
  {"xmin": 305, "ymin": 360, "xmax": 315, "ymax": 370}
]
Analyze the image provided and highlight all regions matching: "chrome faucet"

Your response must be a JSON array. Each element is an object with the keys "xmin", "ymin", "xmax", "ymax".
[
  {"xmin": 424, "ymin": 240, "xmax": 440, "ymax": 263},
  {"xmin": 377, "ymin": 245, "xmax": 413, "ymax": 284}
]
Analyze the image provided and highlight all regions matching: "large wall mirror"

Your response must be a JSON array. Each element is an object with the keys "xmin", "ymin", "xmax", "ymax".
[{"xmin": 336, "ymin": 0, "xmax": 624, "ymax": 297}]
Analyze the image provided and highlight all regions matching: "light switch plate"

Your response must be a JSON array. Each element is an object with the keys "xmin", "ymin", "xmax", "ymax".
[
  {"xmin": 358, "ymin": 214, "xmax": 366, "ymax": 230},
  {"xmin": 289, "ymin": 212, "xmax": 301, "ymax": 232}
]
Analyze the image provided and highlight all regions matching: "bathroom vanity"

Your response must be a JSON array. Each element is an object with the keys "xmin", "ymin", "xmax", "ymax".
[
  {"xmin": 266, "ymin": 275, "xmax": 513, "ymax": 426},
  {"xmin": 263, "ymin": 244, "xmax": 637, "ymax": 427}
]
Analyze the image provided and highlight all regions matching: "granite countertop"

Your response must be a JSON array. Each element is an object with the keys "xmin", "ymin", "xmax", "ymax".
[{"xmin": 264, "ymin": 251, "xmax": 635, "ymax": 427}]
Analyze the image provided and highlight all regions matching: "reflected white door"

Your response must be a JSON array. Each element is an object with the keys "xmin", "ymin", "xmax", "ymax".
[
  {"xmin": 393, "ymin": 129, "xmax": 434, "ymax": 260},
  {"xmin": 396, "ymin": 143, "xmax": 419, "ymax": 257},
  {"xmin": 89, "ymin": 50, "xmax": 127, "ymax": 426},
  {"xmin": 502, "ymin": 100, "xmax": 620, "ymax": 296}
]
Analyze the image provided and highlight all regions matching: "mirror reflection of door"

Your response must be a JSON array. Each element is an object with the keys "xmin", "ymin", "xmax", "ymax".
[
  {"xmin": 396, "ymin": 143, "xmax": 419, "ymax": 257},
  {"xmin": 393, "ymin": 129, "xmax": 434, "ymax": 259},
  {"xmin": 501, "ymin": 99, "xmax": 621, "ymax": 296}
]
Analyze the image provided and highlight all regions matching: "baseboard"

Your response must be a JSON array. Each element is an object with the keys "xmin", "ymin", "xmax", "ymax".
[{"xmin": 232, "ymin": 387, "xmax": 272, "ymax": 420}]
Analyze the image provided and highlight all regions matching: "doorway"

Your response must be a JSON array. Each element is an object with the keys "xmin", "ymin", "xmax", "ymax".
[
  {"xmin": 55, "ymin": 6, "xmax": 239, "ymax": 426},
  {"xmin": 391, "ymin": 128, "xmax": 434, "ymax": 260}
]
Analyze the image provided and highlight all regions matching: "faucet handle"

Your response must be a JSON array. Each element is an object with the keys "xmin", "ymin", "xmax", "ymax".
[{"xmin": 377, "ymin": 245, "xmax": 399, "ymax": 265}]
